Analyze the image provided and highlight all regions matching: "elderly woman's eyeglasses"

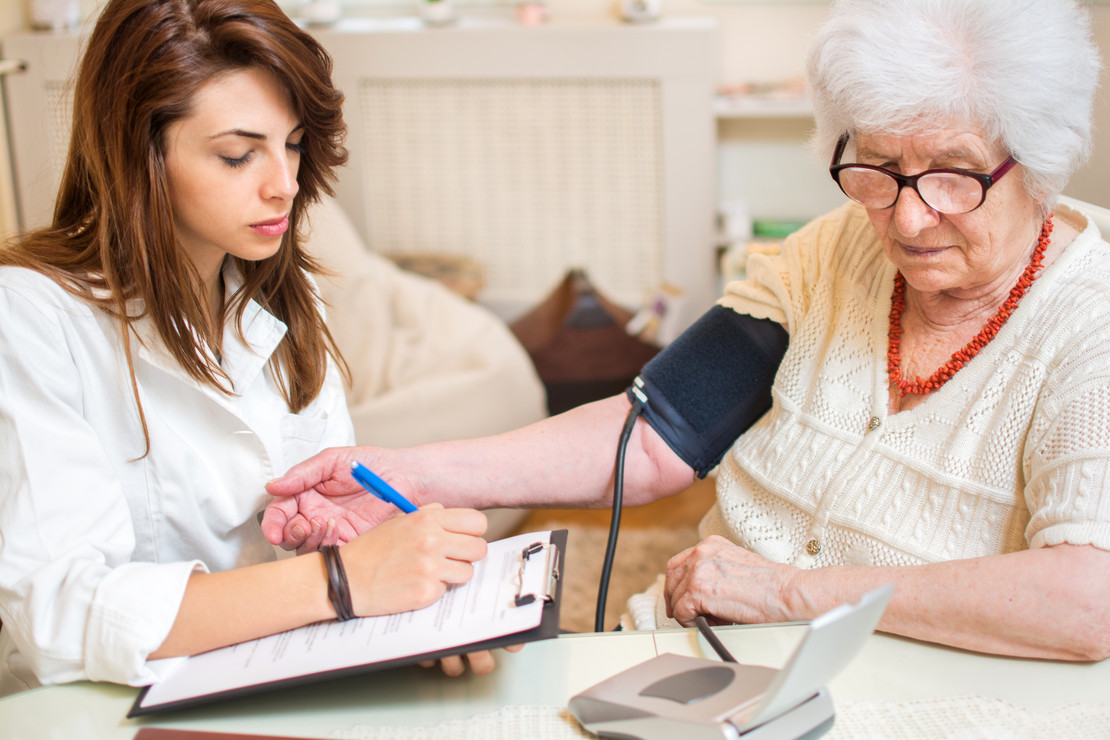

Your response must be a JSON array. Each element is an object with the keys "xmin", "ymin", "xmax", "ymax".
[{"xmin": 829, "ymin": 133, "xmax": 1018, "ymax": 214}]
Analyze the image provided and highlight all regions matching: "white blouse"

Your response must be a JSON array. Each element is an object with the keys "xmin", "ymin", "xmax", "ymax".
[{"xmin": 0, "ymin": 266, "xmax": 354, "ymax": 694}]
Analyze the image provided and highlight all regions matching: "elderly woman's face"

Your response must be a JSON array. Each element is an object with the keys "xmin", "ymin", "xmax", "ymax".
[{"xmin": 855, "ymin": 127, "xmax": 1043, "ymax": 299}]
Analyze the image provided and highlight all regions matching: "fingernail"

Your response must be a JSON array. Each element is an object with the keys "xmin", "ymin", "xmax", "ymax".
[
  {"xmin": 292, "ymin": 525, "xmax": 305, "ymax": 539},
  {"xmin": 325, "ymin": 519, "xmax": 335, "ymax": 538},
  {"xmin": 311, "ymin": 518, "xmax": 322, "ymax": 535}
]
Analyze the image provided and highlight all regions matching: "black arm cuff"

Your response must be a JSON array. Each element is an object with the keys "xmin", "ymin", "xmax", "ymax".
[{"xmin": 627, "ymin": 305, "xmax": 788, "ymax": 477}]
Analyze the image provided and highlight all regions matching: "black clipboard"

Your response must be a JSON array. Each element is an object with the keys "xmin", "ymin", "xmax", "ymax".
[{"xmin": 128, "ymin": 529, "xmax": 566, "ymax": 717}]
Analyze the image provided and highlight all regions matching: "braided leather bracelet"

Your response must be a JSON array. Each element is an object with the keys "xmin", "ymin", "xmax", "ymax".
[{"xmin": 320, "ymin": 545, "xmax": 355, "ymax": 621}]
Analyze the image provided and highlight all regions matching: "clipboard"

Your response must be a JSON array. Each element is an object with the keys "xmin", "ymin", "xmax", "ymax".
[{"xmin": 128, "ymin": 529, "xmax": 566, "ymax": 717}]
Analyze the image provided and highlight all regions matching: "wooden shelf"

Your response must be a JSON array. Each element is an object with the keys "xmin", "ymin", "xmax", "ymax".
[{"xmin": 714, "ymin": 94, "xmax": 813, "ymax": 119}]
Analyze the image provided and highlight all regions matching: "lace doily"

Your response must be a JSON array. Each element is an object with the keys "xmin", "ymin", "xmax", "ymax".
[{"xmin": 331, "ymin": 696, "xmax": 1110, "ymax": 740}]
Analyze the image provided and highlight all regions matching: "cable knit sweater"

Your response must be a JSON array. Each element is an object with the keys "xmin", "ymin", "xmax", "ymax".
[{"xmin": 628, "ymin": 201, "xmax": 1110, "ymax": 629}]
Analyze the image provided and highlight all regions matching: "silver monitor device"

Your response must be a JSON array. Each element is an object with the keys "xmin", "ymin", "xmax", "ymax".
[{"xmin": 569, "ymin": 585, "xmax": 893, "ymax": 740}]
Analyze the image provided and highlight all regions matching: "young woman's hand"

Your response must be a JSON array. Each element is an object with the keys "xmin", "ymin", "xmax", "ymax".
[
  {"xmin": 341, "ymin": 503, "xmax": 488, "ymax": 617},
  {"xmin": 420, "ymin": 644, "xmax": 526, "ymax": 677}
]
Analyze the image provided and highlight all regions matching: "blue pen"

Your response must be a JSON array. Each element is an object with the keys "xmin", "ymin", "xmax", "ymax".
[{"xmin": 350, "ymin": 462, "xmax": 419, "ymax": 513}]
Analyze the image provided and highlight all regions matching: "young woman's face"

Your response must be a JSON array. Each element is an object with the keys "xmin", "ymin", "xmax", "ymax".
[{"xmin": 164, "ymin": 67, "xmax": 303, "ymax": 285}]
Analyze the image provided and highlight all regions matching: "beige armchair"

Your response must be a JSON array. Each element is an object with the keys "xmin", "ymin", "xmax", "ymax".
[
  {"xmin": 1058, "ymin": 194, "xmax": 1110, "ymax": 238},
  {"xmin": 303, "ymin": 197, "xmax": 548, "ymax": 537}
]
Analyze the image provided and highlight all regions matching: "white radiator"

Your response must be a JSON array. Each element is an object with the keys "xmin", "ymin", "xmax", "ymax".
[
  {"xmin": 0, "ymin": 58, "xmax": 29, "ymax": 239},
  {"xmin": 1, "ymin": 31, "xmax": 83, "ymax": 237},
  {"xmin": 357, "ymin": 77, "xmax": 664, "ymax": 308},
  {"xmin": 2, "ymin": 18, "xmax": 719, "ymax": 325}
]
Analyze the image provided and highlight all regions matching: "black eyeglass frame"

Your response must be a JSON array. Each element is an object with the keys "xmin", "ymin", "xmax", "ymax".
[{"xmin": 828, "ymin": 133, "xmax": 1018, "ymax": 214}]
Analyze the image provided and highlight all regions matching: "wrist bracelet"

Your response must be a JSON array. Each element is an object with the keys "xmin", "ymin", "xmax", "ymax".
[{"xmin": 320, "ymin": 545, "xmax": 355, "ymax": 621}]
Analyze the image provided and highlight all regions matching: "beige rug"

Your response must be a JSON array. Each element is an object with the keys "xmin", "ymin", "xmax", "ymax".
[{"xmin": 545, "ymin": 523, "xmax": 701, "ymax": 633}]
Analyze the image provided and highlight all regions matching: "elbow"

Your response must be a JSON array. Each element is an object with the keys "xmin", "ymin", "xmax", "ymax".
[
  {"xmin": 1053, "ymin": 598, "xmax": 1110, "ymax": 662},
  {"xmin": 2, "ymin": 637, "xmax": 85, "ymax": 691},
  {"xmin": 1039, "ymin": 544, "xmax": 1110, "ymax": 662},
  {"xmin": 1083, "ymin": 645, "xmax": 1110, "ymax": 663},
  {"xmin": 1069, "ymin": 616, "xmax": 1110, "ymax": 662},
  {"xmin": 1062, "ymin": 640, "xmax": 1110, "ymax": 664}
]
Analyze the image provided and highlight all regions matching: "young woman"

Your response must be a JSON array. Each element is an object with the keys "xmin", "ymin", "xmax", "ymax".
[{"xmin": 0, "ymin": 0, "xmax": 489, "ymax": 695}]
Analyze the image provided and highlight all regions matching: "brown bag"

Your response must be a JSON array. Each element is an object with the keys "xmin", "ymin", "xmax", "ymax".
[{"xmin": 510, "ymin": 269, "xmax": 660, "ymax": 415}]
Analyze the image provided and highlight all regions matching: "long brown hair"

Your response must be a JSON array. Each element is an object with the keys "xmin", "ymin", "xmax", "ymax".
[{"xmin": 1, "ymin": 0, "xmax": 349, "ymax": 447}]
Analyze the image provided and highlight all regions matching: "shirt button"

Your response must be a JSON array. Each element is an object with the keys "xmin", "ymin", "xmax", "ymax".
[
  {"xmin": 868, "ymin": 416, "xmax": 881, "ymax": 432},
  {"xmin": 805, "ymin": 539, "xmax": 822, "ymax": 556}
]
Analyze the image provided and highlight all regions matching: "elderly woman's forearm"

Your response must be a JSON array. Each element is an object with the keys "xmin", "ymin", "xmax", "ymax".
[
  {"xmin": 786, "ymin": 544, "xmax": 1110, "ymax": 662},
  {"xmin": 400, "ymin": 394, "xmax": 696, "ymax": 511}
]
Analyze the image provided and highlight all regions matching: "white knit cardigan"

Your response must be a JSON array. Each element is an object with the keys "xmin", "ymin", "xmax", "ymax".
[{"xmin": 629, "ymin": 202, "xmax": 1110, "ymax": 629}]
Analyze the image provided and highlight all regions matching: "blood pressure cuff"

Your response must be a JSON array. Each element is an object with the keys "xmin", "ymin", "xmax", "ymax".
[{"xmin": 627, "ymin": 305, "xmax": 789, "ymax": 478}]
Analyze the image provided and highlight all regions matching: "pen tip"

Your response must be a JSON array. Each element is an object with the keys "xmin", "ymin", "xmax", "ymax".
[{"xmin": 350, "ymin": 461, "xmax": 358, "ymax": 469}]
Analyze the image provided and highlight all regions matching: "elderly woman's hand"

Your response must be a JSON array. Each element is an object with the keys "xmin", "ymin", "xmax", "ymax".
[
  {"xmin": 263, "ymin": 446, "xmax": 420, "ymax": 554},
  {"xmin": 664, "ymin": 535, "xmax": 799, "ymax": 626}
]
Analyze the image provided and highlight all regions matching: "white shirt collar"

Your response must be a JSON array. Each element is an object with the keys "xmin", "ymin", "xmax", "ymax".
[{"xmin": 131, "ymin": 261, "xmax": 288, "ymax": 392}]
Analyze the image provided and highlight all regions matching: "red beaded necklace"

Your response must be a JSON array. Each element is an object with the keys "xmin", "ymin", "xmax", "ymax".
[{"xmin": 887, "ymin": 214, "xmax": 1053, "ymax": 397}]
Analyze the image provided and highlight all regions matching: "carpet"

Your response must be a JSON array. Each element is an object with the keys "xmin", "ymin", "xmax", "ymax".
[{"xmin": 545, "ymin": 523, "xmax": 702, "ymax": 633}]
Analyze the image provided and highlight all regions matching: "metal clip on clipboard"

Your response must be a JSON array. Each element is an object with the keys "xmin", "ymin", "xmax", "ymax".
[{"xmin": 513, "ymin": 541, "xmax": 561, "ymax": 607}]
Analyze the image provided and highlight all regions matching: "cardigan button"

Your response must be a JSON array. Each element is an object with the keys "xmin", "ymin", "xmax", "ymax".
[
  {"xmin": 868, "ymin": 416, "xmax": 881, "ymax": 432},
  {"xmin": 805, "ymin": 539, "xmax": 822, "ymax": 556}
]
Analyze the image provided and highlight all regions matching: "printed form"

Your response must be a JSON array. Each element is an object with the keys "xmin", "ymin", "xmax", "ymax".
[{"xmin": 138, "ymin": 530, "xmax": 553, "ymax": 709}]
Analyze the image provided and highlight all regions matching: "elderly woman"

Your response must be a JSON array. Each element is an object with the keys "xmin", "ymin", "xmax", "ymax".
[{"xmin": 265, "ymin": 0, "xmax": 1110, "ymax": 661}]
